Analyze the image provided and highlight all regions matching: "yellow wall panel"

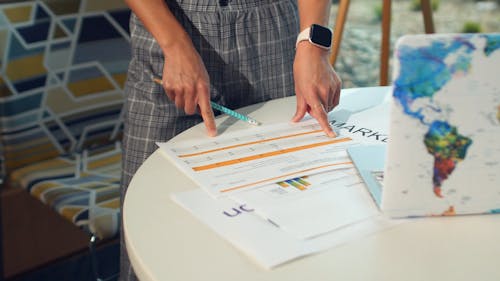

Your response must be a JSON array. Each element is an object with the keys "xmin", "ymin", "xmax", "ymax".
[
  {"xmin": 84, "ymin": 0, "xmax": 127, "ymax": 12},
  {"xmin": 4, "ymin": 5, "xmax": 32, "ymax": 23},
  {"xmin": 5, "ymin": 54, "xmax": 47, "ymax": 81},
  {"xmin": 67, "ymin": 76, "xmax": 115, "ymax": 97},
  {"xmin": 112, "ymin": 73, "xmax": 127, "ymax": 88},
  {"xmin": 46, "ymin": 86, "xmax": 121, "ymax": 114},
  {"xmin": 0, "ymin": 30, "xmax": 7, "ymax": 62},
  {"xmin": 41, "ymin": 0, "xmax": 80, "ymax": 15}
]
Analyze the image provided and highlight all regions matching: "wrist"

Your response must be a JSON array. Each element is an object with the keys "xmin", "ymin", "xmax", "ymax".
[
  {"xmin": 296, "ymin": 42, "xmax": 330, "ymax": 60},
  {"xmin": 153, "ymin": 16, "xmax": 193, "ymax": 54},
  {"xmin": 158, "ymin": 31, "xmax": 192, "ymax": 54}
]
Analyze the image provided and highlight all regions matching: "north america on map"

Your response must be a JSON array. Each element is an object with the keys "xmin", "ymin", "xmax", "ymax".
[{"xmin": 392, "ymin": 34, "xmax": 500, "ymax": 214}]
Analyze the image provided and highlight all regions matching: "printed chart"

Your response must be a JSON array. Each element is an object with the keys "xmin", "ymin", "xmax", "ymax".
[
  {"xmin": 231, "ymin": 168, "xmax": 378, "ymax": 239},
  {"xmin": 158, "ymin": 120, "xmax": 357, "ymax": 197}
]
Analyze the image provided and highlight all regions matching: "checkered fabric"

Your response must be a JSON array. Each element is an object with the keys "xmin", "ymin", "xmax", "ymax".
[{"xmin": 120, "ymin": 0, "xmax": 299, "ymax": 280}]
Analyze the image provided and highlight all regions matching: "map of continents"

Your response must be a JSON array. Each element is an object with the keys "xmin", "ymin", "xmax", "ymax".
[{"xmin": 393, "ymin": 34, "xmax": 500, "ymax": 213}]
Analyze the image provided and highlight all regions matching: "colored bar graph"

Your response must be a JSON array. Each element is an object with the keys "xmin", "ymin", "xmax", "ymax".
[
  {"xmin": 277, "ymin": 182, "xmax": 289, "ymax": 188},
  {"xmin": 294, "ymin": 177, "xmax": 310, "ymax": 187},
  {"xmin": 277, "ymin": 177, "xmax": 311, "ymax": 191}
]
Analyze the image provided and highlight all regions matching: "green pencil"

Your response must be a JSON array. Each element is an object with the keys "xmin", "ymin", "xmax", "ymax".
[{"xmin": 153, "ymin": 77, "xmax": 261, "ymax": 126}]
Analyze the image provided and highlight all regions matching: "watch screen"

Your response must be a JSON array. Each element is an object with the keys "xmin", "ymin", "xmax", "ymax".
[{"xmin": 310, "ymin": 24, "xmax": 332, "ymax": 48}]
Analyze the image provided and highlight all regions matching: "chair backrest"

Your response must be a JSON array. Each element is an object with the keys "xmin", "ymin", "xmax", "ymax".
[{"xmin": 0, "ymin": 1, "xmax": 131, "ymax": 177}]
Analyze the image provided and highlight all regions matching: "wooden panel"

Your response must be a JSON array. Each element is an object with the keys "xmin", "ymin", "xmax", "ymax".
[{"xmin": 1, "ymin": 187, "xmax": 89, "ymax": 279}]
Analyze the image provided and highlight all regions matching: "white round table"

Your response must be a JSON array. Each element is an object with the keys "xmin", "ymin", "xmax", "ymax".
[{"xmin": 123, "ymin": 87, "xmax": 500, "ymax": 281}]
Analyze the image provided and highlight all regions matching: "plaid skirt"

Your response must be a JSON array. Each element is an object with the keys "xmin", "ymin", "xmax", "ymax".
[{"xmin": 120, "ymin": 0, "xmax": 298, "ymax": 280}]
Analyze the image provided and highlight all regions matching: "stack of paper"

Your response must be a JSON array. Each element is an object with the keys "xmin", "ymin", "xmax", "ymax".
[
  {"xmin": 157, "ymin": 119, "xmax": 356, "ymax": 198},
  {"xmin": 159, "ymin": 87, "xmax": 406, "ymax": 269},
  {"xmin": 172, "ymin": 186, "xmax": 400, "ymax": 269}
]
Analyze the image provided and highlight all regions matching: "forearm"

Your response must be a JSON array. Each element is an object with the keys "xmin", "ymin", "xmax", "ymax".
[
  {"xmin": 297, "ymin": 0, "xmax": 331, "ymax": 30},
  {"xmin": 293, "ymin": 0, "xmax": 338, "ymax": 138},
  {"xmin": 125, "ymin": 0, "xmax": 216, "ymax": 136},
  {"xmin": 124, "ymin": 0, "xmax": 191, "ymax": 53}
]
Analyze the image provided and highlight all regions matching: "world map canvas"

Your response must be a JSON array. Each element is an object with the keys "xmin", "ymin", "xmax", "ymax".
[{"xmin": 383, "ymin": 33, "xmax": 500, "ymax": 218}]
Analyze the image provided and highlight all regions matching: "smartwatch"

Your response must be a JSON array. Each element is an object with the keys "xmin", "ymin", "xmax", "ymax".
[{"xmin": 295, "ymin": 24, "xmax": 333, "ymax": 50}]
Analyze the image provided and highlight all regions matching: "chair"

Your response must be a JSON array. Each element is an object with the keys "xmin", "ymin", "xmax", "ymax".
[
  {"xmin": 330, "ymin": 0, "xmax": 435, "ymax": 85},
  {"xmin": 0, "ymin": 1, "xmax": 129, "ymax": 279}
]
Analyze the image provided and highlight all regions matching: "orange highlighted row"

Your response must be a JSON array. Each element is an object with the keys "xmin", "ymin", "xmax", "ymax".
[
  {"xmin": 178, "ymin": 129, "xmax": 324, "ymax": 158},
  {"xmin": 192, "ymin": 137, "xmax": 352, "ymax": 171}
]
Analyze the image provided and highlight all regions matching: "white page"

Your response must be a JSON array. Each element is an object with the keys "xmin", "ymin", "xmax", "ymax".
[
  {"xmin": 158, "ymin": 87, "xmax": 392, "ymax": 199},
  {"xmin": 171, "ymin": 188, "xmax": 405, "ymax": 270},
  {"xmin": 158, "ymin": 120, "xmax": 356, "ymax": 198},
  {"xmin": 227, "ymin": 101, "xmax": 393, "ymax": 239},
  {"xmin": 230, "ymin": 168, "xmax": 380, "ymax": 239}
]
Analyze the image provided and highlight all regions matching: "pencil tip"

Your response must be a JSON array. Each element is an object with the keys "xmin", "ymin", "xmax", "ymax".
[{"xmin": 249, "ymin": 119, "xmax": 261, "ymax": 126}]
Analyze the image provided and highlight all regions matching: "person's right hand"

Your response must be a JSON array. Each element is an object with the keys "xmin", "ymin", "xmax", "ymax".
[{"xmin": 160, "ymin": 41, "xmax": 217, "ymax": 137}]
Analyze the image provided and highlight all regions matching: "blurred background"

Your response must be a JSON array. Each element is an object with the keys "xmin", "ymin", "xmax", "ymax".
[
  {"xmin": 330, "ymin": 0, "xmax": 500, "ymax": 88},
  {"xmin": 0, "ymin": 0, "xmax": 498, "ymax": 280}
]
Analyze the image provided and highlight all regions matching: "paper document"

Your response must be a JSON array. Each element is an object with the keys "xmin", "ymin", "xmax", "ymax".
[
  {"xmin": 326, "ymin": 96, "xmax": 390, "ymax": 144},
  {"xmin": 347, "ymin": 145, "xmax": 386, "ymax": 207},
  {"xmin": 172, "ymin": 188, "xmax": 404, "ymax": 269},
  {"xmin": 158, "ymin": 120, "xmax": 356, "ymax": 197},
  {"xmin": 231, "ymin": 168, "xmax": 380, "ymax": 239},
  {"xmin": 226, "ymin": 100, "xmax": 393, "ymax": 239}
]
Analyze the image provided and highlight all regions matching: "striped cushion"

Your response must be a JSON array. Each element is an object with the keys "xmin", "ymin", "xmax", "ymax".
[{"xmin": 9, "ymin": 144, "xmax": 122, "ymax": 239}]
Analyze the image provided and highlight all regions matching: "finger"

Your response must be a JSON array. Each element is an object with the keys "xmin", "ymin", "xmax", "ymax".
[
  {"xmin": 174, "ymin": 88, "xmax": 185, "ymax": 110},
  {"xmin": 310, "ymin": 103, "xmax": 335, "ymax": 138},
  {"xmin": 334, "ymin": 74, "xmax": 342, "ymax": 107},
  {"xmin": 332, "ymin": 85, "xmax": 341, "ymax": 109},
  {"xmin": 291, "ymin": 97, "xmax": 308, "ymax": 123},
  {"xmin": 165, "ymin": 90, "xmax": 175, "ymax": 101},
  {"xmin": 327, "ymin": 72, "xmax": 341, "ymax": 111},
  {"xmin": 183, "ymin": 84, "xmax": 197, "ymax": 115},
  {"xmin": 314, "ymin": 89, "xmax": 332, "ymax": 113},
  {"xmin": 197, "ymin": 83, "xmax": 217, "ymax": 137},
  {"xmin": 162, "ymin": 81, "xmax": 175, "ymax": 101},
  {"xmin": 327, "ymin": 88, "xmax": 335, "ymax": 112}
]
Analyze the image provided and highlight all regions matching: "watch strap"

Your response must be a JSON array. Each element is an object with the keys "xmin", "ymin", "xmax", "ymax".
[{"xmin": 295, "ymin": 27, "xmax": 311, "ymax": 48}]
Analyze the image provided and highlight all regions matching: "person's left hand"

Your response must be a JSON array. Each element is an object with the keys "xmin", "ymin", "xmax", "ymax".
[{"xmin": 292, "ymin": 42, "xmax": 341, "ymax": 137}]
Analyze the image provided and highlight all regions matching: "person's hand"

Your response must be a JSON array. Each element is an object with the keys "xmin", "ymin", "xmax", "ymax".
[
  {"xmin": 160, "ymin": 41, "xmax": 217, "ymax": 137},
  {"xmin": 292, "ymin": 42, "xmax": 341, "ymax": 137}
]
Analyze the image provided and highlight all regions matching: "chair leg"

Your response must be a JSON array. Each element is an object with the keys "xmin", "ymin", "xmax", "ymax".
[
  {"xmin": 420, "ymin": 0, "xmax": 435, "ymax": 33},
  {"xmin": 380, "ymin": 0, "xmax": 391, "ymax": 86},
  {"xmin": 89, "ymin": 235, "xmax": 119, "ymax": 281},
  {"xmin": 330, "ymin": 0, "xmax": 350, "ymax": 67},
  {"xmin": 89, "ymin": 235, "xmax": 104, "ymax": 281}
]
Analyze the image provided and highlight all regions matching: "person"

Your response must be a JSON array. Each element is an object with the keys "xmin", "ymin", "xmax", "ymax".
[{"xmin": 120, "ymin": 0, "xmax": 341, "ymax": 280}]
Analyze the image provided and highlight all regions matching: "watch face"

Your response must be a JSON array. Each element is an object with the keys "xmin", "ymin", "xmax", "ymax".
[{"xmin": 310, "ymin": 24, "xmax": 332, "ymax": 48}]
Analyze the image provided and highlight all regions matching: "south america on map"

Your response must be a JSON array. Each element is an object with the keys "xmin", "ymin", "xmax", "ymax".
[{"xmin": 383, "ymin": 34, "xmax": 500, "ymax": 217}]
